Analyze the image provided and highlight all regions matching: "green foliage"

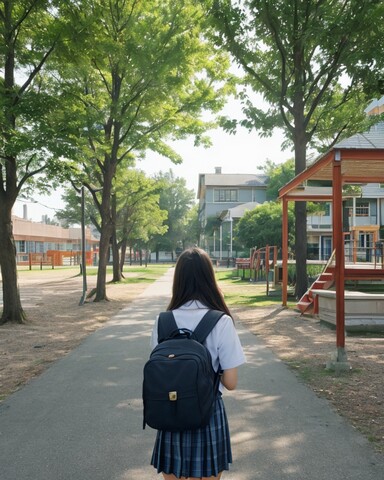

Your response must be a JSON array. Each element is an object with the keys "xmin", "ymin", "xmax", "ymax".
[
  {"xmin": 152, "ymin": 170, "xmax": 196, "ymax": 252},
  {"xmin": 54, "ymin": 0, "xmax": 234, "ymax": 171},
  {"xmin": 45, "ymin": 0, "xmax": 235, "ymax": 296},
  {"xmin": 57, "ymin": 166, "xmax": 168, "ymax": 247},
  {"xmin": 115, "ymin": 168, "xmax": 168, "ymax": 248},
  {"xmin": 181, "ymin": 204, "xmax": 201, "ymax": 249},
  {"xmin": 206, "ymin": 0, "xmax": 384, "ymax": 298},
  {"xmin": 258, "ymin": 158, "xmax": 295, "ymax": 200},
  {"xmin": 209, "ymin": 0, "xmax": 382, "ymax": 150},
  {"xmin": 204, "ymin": 215, "xmax": 222, "ymax": 236},
  {"xmin": 0, "ymin": 0, "xmax": 74, "ymax": 198},
  {"xmin": 235, "ymin": 201, "xmax": 294, "ymax": 250},
  {"xmin": 56, "ymin": 188, "xmax": 95, "ymax": 228}
]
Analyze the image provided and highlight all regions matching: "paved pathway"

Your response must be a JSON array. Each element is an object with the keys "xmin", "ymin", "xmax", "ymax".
[{"xmin": 1, "ymin": 269, "xmax": 384, "ymax": 479}]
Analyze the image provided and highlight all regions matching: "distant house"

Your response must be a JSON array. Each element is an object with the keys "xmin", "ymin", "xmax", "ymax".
[{"xmin": 197, "ymin": 167, "xmax": 268, "ymax": 257}]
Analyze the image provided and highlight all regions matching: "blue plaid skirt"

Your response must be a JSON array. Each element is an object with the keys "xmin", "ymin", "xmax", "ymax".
[{"xmin": 151, "ymin": 394, "xmax": 232, "ymax": 478}]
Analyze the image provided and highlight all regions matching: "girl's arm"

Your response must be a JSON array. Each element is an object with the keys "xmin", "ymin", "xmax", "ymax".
[{"xmin": 221, "ymin": 368, "xmax": 238, "ymax": 391}]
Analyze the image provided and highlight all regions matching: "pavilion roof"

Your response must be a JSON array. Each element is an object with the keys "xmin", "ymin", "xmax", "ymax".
[{"xmin": 279, "ymin": 122, "xmax": 384, "ymax": 200}]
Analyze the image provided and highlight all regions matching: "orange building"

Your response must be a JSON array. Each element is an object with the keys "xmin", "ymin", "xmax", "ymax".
[{"xmin": 12, "ymin": 212, "xmax": 99, "ymax": 267}]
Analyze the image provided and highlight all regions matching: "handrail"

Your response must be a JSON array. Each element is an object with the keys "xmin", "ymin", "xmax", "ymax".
[{"xmin": 323, "ymin": 249, "xmax": 336, "ymax": 273}]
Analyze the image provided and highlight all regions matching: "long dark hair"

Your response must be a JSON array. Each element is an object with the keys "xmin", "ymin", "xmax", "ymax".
[{"xmin": 167, "ymin": 247, "xmax": 232, "ymax": 317}]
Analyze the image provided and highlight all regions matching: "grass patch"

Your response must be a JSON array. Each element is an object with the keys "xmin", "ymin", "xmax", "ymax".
[
  {"xmin": 216, "ymin": 268, "xmax": 296, "ymax": 307},
  {"xmin": 285, "ymin": 358, "xmax": 362, "ymax": 388},
  {"xmin": 87, "ymin": 264, "xmax": 171, "ymax": 278},
  {"xmin": 285, "ymin": 359, "xmax": 334, "ymax": 382},
  {"xmin": 16, "ymin": 264, "xmax": 172, "ymax": 286}
]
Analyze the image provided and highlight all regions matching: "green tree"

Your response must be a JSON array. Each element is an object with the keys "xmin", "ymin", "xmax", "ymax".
[
  {"xmin": 56, "ymin": 187, "xmax": 100, "ymax": 230},
  {"xmin": 259, "ymin": 158, "xmax": 295, "ymax": 201},
  {"xmin": 235, "ymin": 201, "xmax": 294, "ymax": 250},
  {"xmin": 113, "ymin": 169, "xmax": 167, "ymax": 277},
  {"xmin": 181, "ymin": 204, "xmax": 200, "ymax": 249},
  {"xmin": 56, "ymin": 168, "xmax": 167, "ymax": 281},
  {"xmin": 152, "ymin": 170, "xmax": 196, "ymax": 260},
  {"xmin": 204, "ymin": 215, "xmax": 222, "ymax": 237},
  {"xmin": 0, "ymin": 0, "xmax": 69, "ymax": 323},
  {"xmin": 208, "ymin": 0, "xmax": 383, "ymax": 298},
  {"xmin": 55, "ymin": 0, "xmax": 232, "ymax": 301}
]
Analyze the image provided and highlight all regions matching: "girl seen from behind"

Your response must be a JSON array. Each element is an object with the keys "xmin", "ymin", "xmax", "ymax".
[{"xmin": 150, "ymin": 247, "xmax": 246, "ymax": 480}]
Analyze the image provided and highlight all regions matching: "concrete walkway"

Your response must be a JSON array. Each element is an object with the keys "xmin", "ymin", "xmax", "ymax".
[{"xmin": 0, "ymin": 269, "xmax": 383, "ymax": 479}]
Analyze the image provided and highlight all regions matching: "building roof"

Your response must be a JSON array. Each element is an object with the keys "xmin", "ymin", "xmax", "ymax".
[
  {"xmin": 219, "ymin": 202, "xmax": 260, "ymax": 220},
  {"xmin": 334, "ymin": 122, "xmax": 384, "ymax": 149},
  {"xmin": 203, "ymin": 173, "xmax": 268, "ymax": 187},
  {"xmin": 279, "ymin": 122, "xmax": 384, "ymax": 199},
  {"xmin": 198, "ymin": 172, "xmax": 268, "ymax": 198}
]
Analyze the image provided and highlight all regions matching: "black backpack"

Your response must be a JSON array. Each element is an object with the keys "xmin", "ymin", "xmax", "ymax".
[{"xmin": 142, "ymin": 309, "xmax": 224, "ymax": 432}]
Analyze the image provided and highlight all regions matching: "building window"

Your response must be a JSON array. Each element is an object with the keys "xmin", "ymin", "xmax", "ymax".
[
  {"xmin": 356, "ymin": 204, "xmax": 369, "ymax": 216},
  {"xmin": 16, "ymin": 240, "xmax": 26, "ymax": 253},
  {"xmin": 214, "ymin": 189, "xmax": 238, "ymax": 202},
  {"xmin": 36, "ymin": 242, "xmax": 44, "ymax": 253},
  {"xmin": 347, "ymin": 201, "xmax": 369, "ymax": 217}
]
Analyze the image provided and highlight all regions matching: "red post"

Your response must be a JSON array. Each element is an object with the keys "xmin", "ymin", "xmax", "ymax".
[
  {"xmin": 332, "ymin": 152, "xmax": 345, "ymax": 350},
  {"xmin": 282, "ymin": 199, "xmax": 289, "ymax": 306}
]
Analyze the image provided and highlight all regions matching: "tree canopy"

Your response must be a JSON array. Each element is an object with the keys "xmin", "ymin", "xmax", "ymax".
[
  {"xmin": 259, "ymin": 158, "xmax": 295, "ymax": 201},
  {"xmin": 235, "ymin": 201, "xmax": 295, "ymax": 250},
  {"xmin": 52, "ymin": 0, "xmax": 233, "ymax": 300},
  {"xmin": 1, "ymin": 0, "xmax": 235, "ymax": 321},
  {"xmin": 151, "ymin": 170, "xmax": 196, "ymax": 258},
  {"xmin": 0, "ymin": 0, "xmax": 71, "ymax": 323}
]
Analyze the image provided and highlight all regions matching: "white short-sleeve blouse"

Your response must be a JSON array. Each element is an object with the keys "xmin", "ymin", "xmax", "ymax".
[{"xmin": 151, "ymin": 300, "xmax": 246, "ymax": 376}]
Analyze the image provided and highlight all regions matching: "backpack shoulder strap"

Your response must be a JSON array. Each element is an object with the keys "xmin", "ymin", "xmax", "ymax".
[
  {"xmin": 157, "ymin": 311, "xmax": 178, "ymax": 343},
  {"xmin": 193, "ymin": 310, "xmax": 225, "ymax": 344}
]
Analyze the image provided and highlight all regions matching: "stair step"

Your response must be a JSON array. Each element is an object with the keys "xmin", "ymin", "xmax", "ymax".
[
  {"xmin": 311, "ymin": 281, "xmax": 330, "ymax": 289},
  {"xmin": 319, "ymin": 272, "xmax": 333, "ymax": 277},
  {"xmin": 297, "ymin": 301, "xmax": 312, "ymax": 307},
  {"xmin": 296, "ymin": 300, "xmax": 314, "ymax": 314},
  {"xmin": 297, "ymin": 300, "xmax": 312, "ymax": 312}
]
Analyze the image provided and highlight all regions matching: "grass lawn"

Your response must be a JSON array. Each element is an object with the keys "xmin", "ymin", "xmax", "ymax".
[
  {"xmin": 216, "ymin": 268, "xmax": 296, "ymax": 308},
  {"xmin": 16, "ymin": 263, "xmax": 172, "ymax": 284}
]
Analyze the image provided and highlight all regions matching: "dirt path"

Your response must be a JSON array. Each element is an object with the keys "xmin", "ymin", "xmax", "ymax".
[
  {"xmin": 233, "ymin": 305, "xmax": 384, "ymax": 454},
  {"xmin": 0, "ymin": 268, "xmax": 148, "ymax": 401}
]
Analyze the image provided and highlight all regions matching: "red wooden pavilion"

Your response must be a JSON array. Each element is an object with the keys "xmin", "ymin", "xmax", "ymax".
[{"xmin": 278, "ymin": 122, "xmax": 384, "ymax": 362}]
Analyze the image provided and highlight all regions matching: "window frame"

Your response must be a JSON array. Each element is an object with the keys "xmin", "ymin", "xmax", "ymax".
[{"xmin": 213, "ymin": 188, "xmax": 238, "ymax": 203}]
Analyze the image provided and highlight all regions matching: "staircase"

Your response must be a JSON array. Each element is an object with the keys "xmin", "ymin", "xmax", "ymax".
[{"xmin": 297, "ymin": 253, "xmax": 335, "ymax": 315}]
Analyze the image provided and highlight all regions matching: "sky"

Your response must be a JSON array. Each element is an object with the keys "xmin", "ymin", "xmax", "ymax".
[{"xmin": 13, "ymin": 98, "xmax": 291, "ymax": 222}]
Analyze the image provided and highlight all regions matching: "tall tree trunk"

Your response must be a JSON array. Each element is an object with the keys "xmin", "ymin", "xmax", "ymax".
[
  {"xmin": 111, "ymin": 232, "xmax": 122, "ymax": 282},
  {"xmin": 0, "ymin": 4, "xmax": 25, "ymax": 323},
  {"xmin": 94, "ymin": 170, "xmax": 114, "ymax": 301},
  {"xmin": 95, "ymin": 224, "xmax": 112, "ymax": 301},
  {"xmin": 0, "ymin": 204, "xmax": 26, "ymax": 324},
  {"xmin": 293, "ymin": 128, "xmax": 308, "ymax": 299},
  {"xmin": 120, "ymin": 239, "xmax": 127, "ymax": 273},
  {"xmin": 111, "ymin": 194, "xmax": 122, "ymax": 282},
  {"xmin": 292, "ymin": 35, "xmax": 309, "ymax": 300}
]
